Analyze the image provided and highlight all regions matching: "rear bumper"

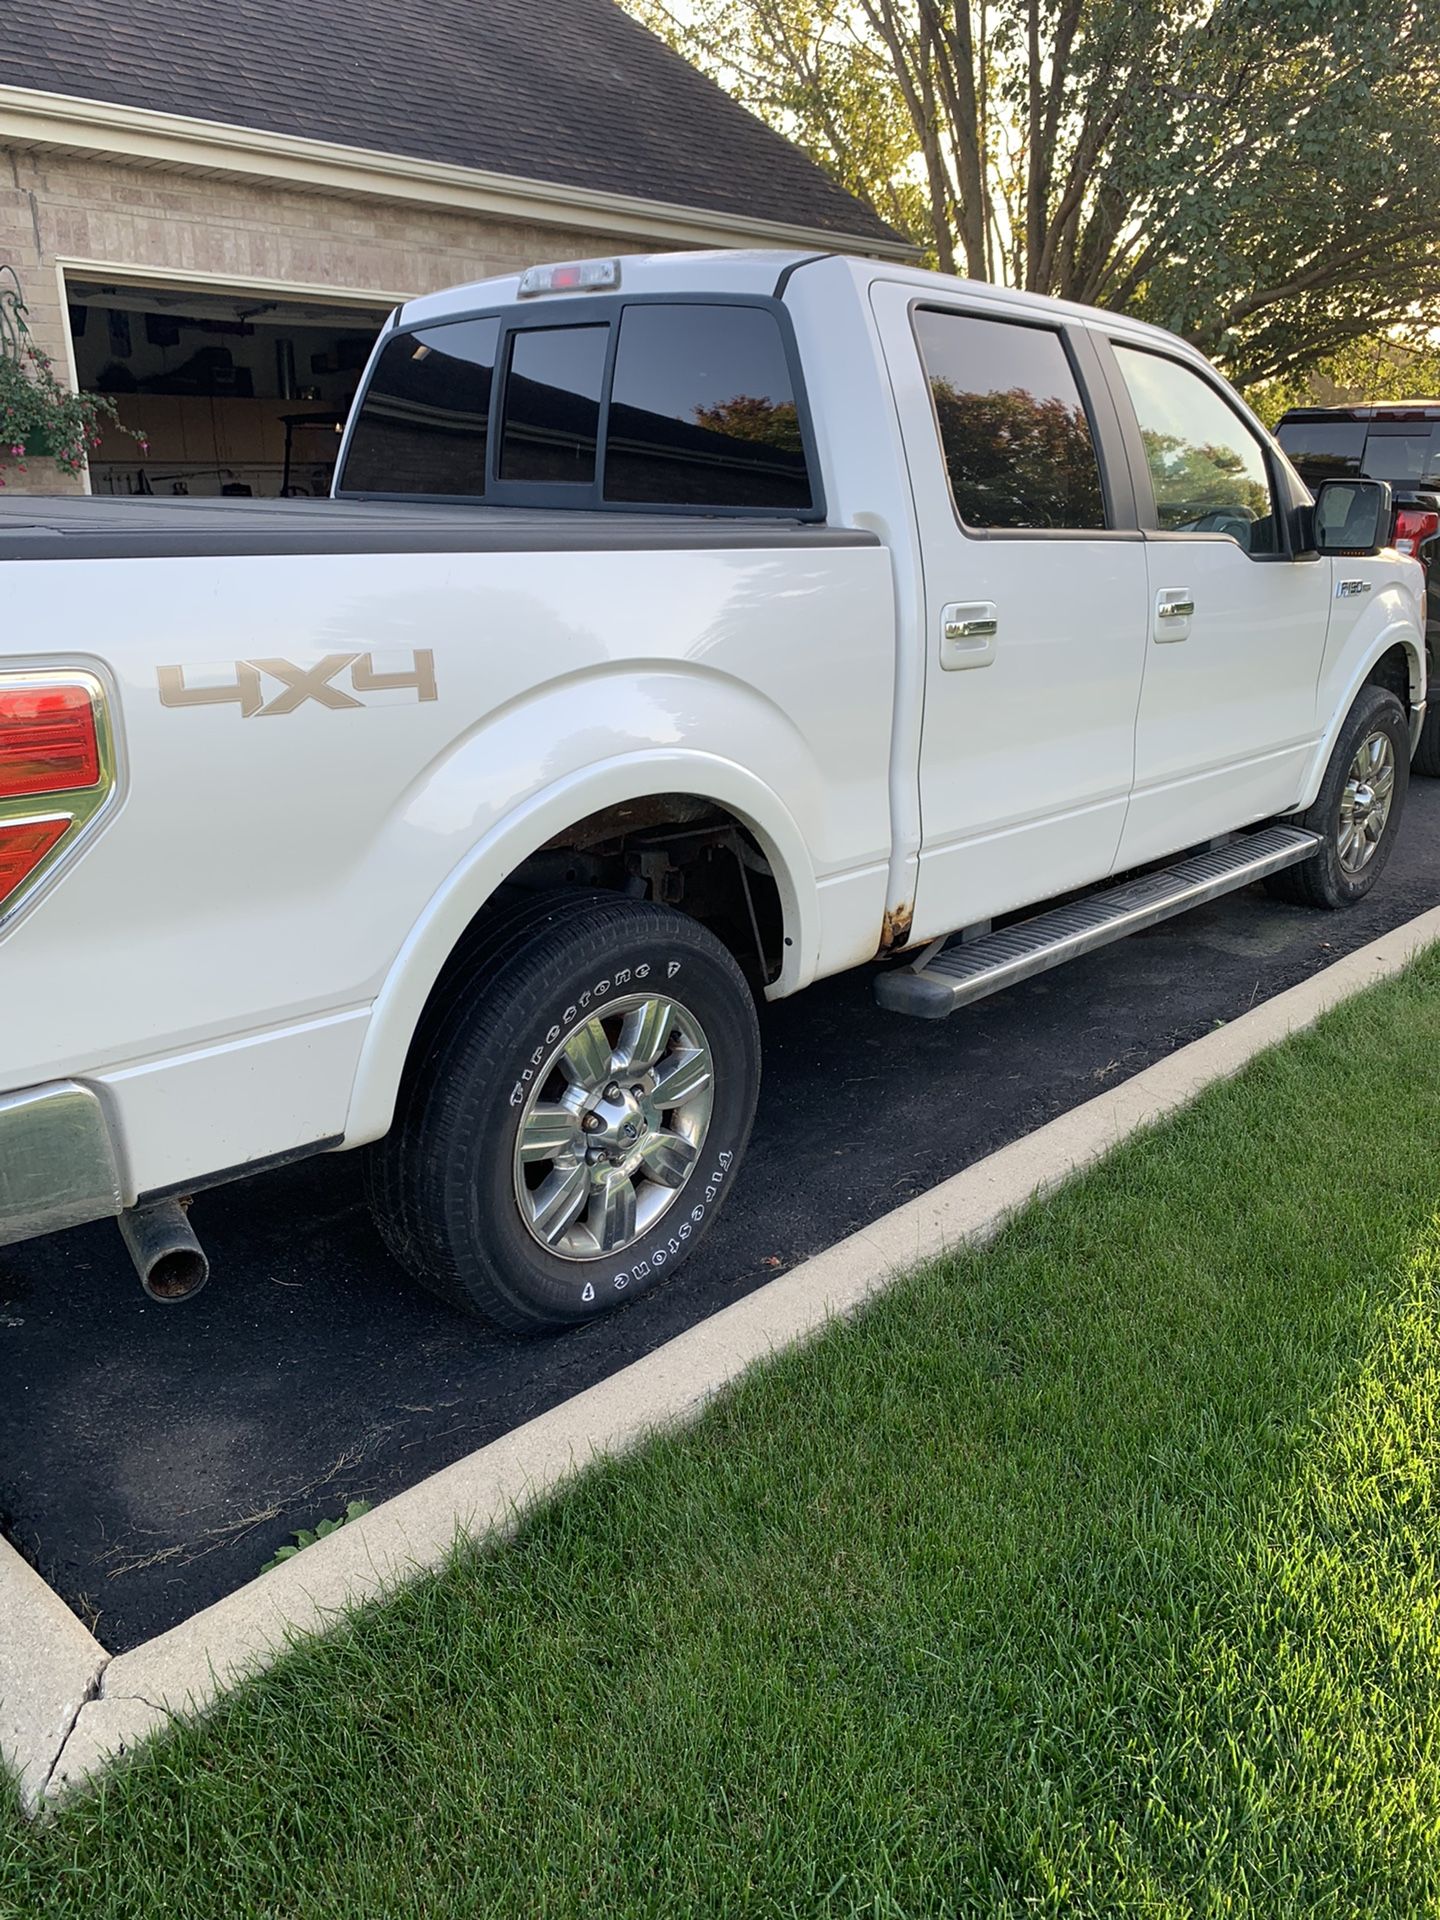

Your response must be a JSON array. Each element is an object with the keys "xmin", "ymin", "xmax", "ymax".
[{"xmin": 0, "ymin": 1081, "xmax": 123, "ymax": 1249}]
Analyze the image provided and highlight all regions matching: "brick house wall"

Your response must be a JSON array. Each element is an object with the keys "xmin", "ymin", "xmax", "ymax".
[{"xmin": 0, "ymin": 147, "xmax": 700, "ymax": 494}]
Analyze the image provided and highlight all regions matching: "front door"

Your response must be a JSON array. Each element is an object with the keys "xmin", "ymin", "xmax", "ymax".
[
  {"xmin": 1101, "ymin": 340, "xmax": 1331, "ymax": 869},
  {"xmin": 872, "ymin": 286, "xmax": 1151, "ymax": 944}
]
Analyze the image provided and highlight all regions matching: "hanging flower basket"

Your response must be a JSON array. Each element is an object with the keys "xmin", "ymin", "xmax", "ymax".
[
  {"xmin": 13, "ymin": 421, "xmax": 58, "ymax": 460},
  {"xmin": 1, "ymin": 267, "xmax": 147, "ymax": 485},
  {"xmin": 0, "ymin": 340, "xmax": 148, "ymax": 484}
]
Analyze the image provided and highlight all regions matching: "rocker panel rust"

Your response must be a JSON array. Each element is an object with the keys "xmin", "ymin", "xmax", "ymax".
[{"xmin": 879, "ymin": 900, "xmax": 913, "ymax": 951}]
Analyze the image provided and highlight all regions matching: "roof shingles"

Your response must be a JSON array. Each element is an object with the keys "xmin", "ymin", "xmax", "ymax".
[{"xmin": 0, "ymin": 0, "xmax": 899, "ymax": 242}]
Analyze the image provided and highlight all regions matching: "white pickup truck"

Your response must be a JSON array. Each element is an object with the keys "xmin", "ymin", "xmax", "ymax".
[{"xmin": 0, "ymin": 251, "xmax": 1426, "ymax": 1328}]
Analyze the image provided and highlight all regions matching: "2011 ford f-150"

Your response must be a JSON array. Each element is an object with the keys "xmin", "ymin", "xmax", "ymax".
[{"xmin": 0, "ymin": 250, "xmax": 1427, "ymax": 1328}]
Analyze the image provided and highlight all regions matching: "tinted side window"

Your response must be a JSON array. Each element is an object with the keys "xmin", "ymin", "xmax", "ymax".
[
  {"xmin": 341, "ymin": 317, "xmax": 498, "ymax": 495},
  {"xmin": 604, "ymin": 305, "xmax": 811, "ymax": 509},
  {"xmin": 1114, "ymin": 345, "xmax": 1278, "ymax": 554},
  {"xmin": 1362, "ymin": 429, "xmax": 1440, "ymax": 486},
  {"xmin": 498, "ymin": 325, "xmax": 609, "ymax": 484},
  {"xmin": 913, "ymin": 309, "xmax": 1107, "ymax": 530},
  {"xmin": 1276, "ymin": 419, "xmax": 1366, "ymax": 484}
]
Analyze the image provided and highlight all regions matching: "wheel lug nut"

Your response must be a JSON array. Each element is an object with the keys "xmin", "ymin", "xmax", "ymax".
[
  {"xmin": 581, "ymin": 1112, "xmax": 603, "ymax": 1133},
  {"xmin": 630, "ymin": 1084, "xmax": 644, "ymax": 1097},
  {"xmin": 603, "ymin": 1082, "xmax": 621, "ymax": 1102}
]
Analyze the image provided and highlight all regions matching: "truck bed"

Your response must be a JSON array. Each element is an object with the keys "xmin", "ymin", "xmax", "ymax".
[{"xmin": 0, "ymin": 496, "xmax": 875, "ymax": 562}]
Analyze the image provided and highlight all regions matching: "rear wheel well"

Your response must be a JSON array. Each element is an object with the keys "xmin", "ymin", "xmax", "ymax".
[{"xmin": 425, "ymin": 799, "xmax": 784, "ymax": 1041}]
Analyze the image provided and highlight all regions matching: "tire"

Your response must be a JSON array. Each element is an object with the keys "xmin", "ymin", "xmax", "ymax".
[
  {"xmin": 1412, "ymin": 672, "xmax": 1440, "ymax": 776},
  {"xmin": 1265, "ymin": 682, "xmax": 1409, "ymax": 908},
  {"xmin": 368, "ymin": 892, "xmax": 760, "ymax": 1331}
]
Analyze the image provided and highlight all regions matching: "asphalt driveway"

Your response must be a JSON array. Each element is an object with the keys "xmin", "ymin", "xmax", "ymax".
[{"xmin": 6, "ymin": 781, "xmax": 1440, "ymax": 1653}]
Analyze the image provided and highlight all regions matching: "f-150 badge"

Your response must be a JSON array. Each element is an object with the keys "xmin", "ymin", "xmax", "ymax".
[{"xmin": 158, "ymin": 651, "xmax": 437, "ymax": 718}]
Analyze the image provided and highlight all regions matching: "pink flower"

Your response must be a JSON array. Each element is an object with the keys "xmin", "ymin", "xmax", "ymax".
[{"xmin": 8, "ymin": 444, "xmax": 22, "ymax": 457}]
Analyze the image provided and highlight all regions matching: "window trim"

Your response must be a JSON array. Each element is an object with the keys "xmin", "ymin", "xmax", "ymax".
[
  {"xmin": 1096, "ymin": 334, "xmax": 1311, "ymax": 563},
  {"xmin": 336, "ymin": 291, "xmax": 826, "ymax": 520},
  {"xmin": 906, "ymin": 298, "xmax": 1140, "ymax": 541}
]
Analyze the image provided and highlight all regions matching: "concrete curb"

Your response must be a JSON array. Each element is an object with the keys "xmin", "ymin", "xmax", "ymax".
[
  {"xmin": 14, "ymin": 900, "xmax": 1440, "ymax": 1808},
  {"xmin": 0, "ymin": 1536, "xmax": 108, "ymax": 1814}
]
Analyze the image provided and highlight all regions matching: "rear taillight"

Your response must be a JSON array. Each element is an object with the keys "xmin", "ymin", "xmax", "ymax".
[
  {"xmin": 1395, "ymin": 507, "xmax": 1440, "ymax": 565},
  {"xmin": 0, "ymin": 671, "xmax": 115, "ymax": 920},
  {"xmin": 0, "ymin": 818, "xmax": 69, "ymax": 899},
  {"xmin": 0, "ymin": 683, "xmax": 101, "ymax": 799}
]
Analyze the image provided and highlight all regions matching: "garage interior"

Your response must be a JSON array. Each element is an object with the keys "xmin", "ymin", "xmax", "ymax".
[{"xmin": 69, "ymin": 279, "xmax": 387, "ymax": 497}]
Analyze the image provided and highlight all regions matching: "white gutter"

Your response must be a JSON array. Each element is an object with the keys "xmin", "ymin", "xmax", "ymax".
[{"xmin": 0, "ymin": 85, "xmax": 921, "ymax": 262}]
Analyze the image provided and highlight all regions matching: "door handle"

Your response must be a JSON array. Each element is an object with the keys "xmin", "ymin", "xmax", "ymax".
[
  {"xmin": 940, "ymin": 601, "xmax": 998, "ymax": 670},
  {"xmin": 1154, "ymin": 588, "xmax": 1194, "ymax": 643}
]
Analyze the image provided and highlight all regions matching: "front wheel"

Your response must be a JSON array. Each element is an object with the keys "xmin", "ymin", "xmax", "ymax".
[
  {"xmin": 1266, "ymin": 682, "xmax": 1409, "ymax": 908},
  {"xmin": 368, "ymin": 893, "xmax": 761, "ymax": 1331}
]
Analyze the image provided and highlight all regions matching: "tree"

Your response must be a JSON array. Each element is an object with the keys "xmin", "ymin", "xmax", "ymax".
[
  {"xmin": 1250, "ymin": 332, "xmax": 1440, "ymax": 427},
  {"xmin": 626, "ymin": 0, "xmax": 1440, "ymax": 393}
]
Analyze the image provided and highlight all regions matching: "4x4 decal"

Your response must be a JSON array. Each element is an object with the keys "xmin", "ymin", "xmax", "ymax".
[{"xmin": 158, "ymin": 651, "xmax": 437, "ymax": 718}]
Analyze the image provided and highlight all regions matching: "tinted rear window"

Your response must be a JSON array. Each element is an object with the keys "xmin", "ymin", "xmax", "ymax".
[
  {"xmin": 604, "ymin": 304, "xmax": 811, "ymax": 509},
  {"xmin": 1362, "ymin": 429, "xmax": 1440, "ymax": 485},
  {"xmin": 1275, "ymin": 418, "xmax": 1366, "ymax": 483},
  {"xmin": 1278, "ymin": 418, "xmax": 1440, "ymax": 489},
  {"xmin": 341, "ymin": 317, "xmax": 498, "ymax": 495},
  {"xmin": 914, "ymin": 308, "xmax": 1107, "ymax": 530},
  {"xmin": 498, "ymin": 325, "xmax": 609, "ymax": 485}
]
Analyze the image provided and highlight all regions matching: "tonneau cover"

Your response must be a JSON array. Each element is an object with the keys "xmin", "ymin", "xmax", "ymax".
[{"xmin": 0, "ymin": 496, "xmax": 877, "ymax": 562}]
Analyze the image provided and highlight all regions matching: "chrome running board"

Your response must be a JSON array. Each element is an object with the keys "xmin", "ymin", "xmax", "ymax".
[{"xmin": 874, "ymin": 826, "xmax": 1322, "ymax": 1020}]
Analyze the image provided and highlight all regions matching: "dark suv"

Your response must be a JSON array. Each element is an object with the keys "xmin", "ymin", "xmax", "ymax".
[{"xmin": 1276, "ymin": 403, "xmax": 1440, "ymax": 770}]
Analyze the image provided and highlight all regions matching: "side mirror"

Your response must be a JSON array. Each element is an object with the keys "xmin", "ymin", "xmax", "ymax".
[{"xmin": 1312, "ymin": 478, "xmax": 1394, "ymax": 555}]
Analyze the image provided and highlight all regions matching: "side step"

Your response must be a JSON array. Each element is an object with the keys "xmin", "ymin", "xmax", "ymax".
[{"xmin": 875, "ymin": 825, "xmax": 1321, "ymax": 1020}]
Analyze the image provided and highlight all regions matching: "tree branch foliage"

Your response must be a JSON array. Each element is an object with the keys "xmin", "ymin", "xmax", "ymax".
[{"xmin": 625, "ymin": 0, "xmax": 1440, "ymax": 392}]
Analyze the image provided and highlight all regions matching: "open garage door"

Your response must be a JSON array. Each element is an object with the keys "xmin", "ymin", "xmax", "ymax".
[{"xmin": 68, "ymin": 279, "xmax": 389, "ymax": 499}]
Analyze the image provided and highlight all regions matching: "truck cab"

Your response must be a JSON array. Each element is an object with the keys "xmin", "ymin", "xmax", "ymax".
[{"xmin": 0, "ymin": 250, "xmax": 1427, "ymax": 1327}]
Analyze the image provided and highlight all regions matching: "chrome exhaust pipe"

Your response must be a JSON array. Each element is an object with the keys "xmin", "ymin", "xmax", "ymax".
[{"xmin": 118, "ymin": 1198, "xmax": 210, "ymax": 1303}]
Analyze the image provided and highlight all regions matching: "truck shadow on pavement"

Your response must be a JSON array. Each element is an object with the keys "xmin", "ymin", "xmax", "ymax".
[{"xmin": 4, "ymin": 777, "xmax": 1440, "ymax": 1653}]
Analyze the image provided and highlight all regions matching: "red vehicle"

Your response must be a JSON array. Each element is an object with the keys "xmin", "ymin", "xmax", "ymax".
[{"xmin": 1277, "ymin": 403, "xmax": 1440, "ymax": 770}]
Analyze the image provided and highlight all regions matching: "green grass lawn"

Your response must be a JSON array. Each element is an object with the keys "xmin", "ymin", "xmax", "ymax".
[{"xmin": 7, "ymin": 952, "xmax": 1440, "ymax": 1918}]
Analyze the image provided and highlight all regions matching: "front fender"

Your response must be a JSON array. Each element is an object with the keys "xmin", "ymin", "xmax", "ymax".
[
  {"xmin": 344, "ymin": 747, "xmax": 820, "ymax": 1147},
  {"xmin": 1296, "ymin": 592, "xmax": 1425, "ymax": 810}
]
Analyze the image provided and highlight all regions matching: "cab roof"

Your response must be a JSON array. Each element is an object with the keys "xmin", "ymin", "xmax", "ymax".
[{"xmin": 397, "ymin": 249, "xmax": 1185, "ymax": 352}]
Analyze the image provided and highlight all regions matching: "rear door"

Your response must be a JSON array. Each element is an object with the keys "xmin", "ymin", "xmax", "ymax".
[
  {"xmin": 1099, "ymin": 338, "xmax": 1330, "ymax": 869},
  {"xmin": 870, "ymin": 285, "xmax": 1151, "ymax": 943}
]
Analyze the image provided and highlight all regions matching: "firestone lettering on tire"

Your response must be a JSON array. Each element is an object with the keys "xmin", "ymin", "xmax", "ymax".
[
  {"xmin": 507, "ymin": 958, "xmax": 683, "ymax": 1105},
  {"xmin": 601, "ymin": 1154, "xmax": 732, "ymax": 1297}
]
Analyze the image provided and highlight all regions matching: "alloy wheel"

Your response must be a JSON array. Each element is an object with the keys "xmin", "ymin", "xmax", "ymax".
[
  {"xmin": 511, "ymin": 993, "xmax": 714, "ymax": 1260},
  {"xmin": 1338, "ymin": 728, "xmax": 1396, "ymax": 874}
]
